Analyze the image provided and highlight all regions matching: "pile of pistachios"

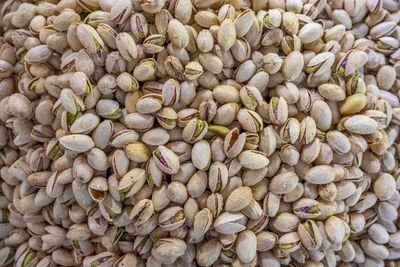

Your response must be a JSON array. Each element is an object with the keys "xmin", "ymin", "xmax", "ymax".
[{"xmin": 2, "ymin": 0, "xmax": 400, "ymax": 266}]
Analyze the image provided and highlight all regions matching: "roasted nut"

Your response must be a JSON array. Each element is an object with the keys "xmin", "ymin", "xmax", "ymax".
[{"xmin": 1, "ymin": 1, "xmax": 399, "ymax": 266}]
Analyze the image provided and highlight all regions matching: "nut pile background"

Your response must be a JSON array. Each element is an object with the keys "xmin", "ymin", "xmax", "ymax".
[{"xmin": 1, "ymin": 0, "xmax": 400, "ymax": 266}]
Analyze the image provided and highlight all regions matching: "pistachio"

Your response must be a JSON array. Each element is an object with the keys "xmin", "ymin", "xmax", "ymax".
[
  {"xmin": 153, "ymin": 146, "xmax": 180, "ymax": 175},
  {"xmin": 2, "ymin": 1, "xmax": 400, "ymax": 266}
]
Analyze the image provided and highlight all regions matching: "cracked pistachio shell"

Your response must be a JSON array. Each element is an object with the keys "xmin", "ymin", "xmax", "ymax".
[
  {"xmin": 298, "ymin": 219, "xmax": 322, "ymax": 250},
  {"xmin": 239, "ymin": 85, "xmax": 263, "ymax": 110},
  {"xmin": 263, "ymin": 192, "xmax": 280, "ymax": 217},
  {"xmin": 17, "ymin": 249, "xmax": 39, "ymax": 267},
  {"xmin": 83, "ymin": 252, "xmax": 116, "ymax": 267},
  {"xmin": 153, "ymin": 145, "xmax": 180, "ymax": 175},
  {"xmin": 130, "ymin": 13, "xmax": 148, "ymax": 39},
  {"xmin": 217, "ymin": 4, "xmax": 235, "ymax": 23},
  {"xmin": 158, "ymin": 206, "xmax": 185, "ymax": 231},
  {"xmin": 306, "ymin": 52, "xmax": 335, "ymax": 77},
  {"xmin": 182, "ymin": 118, "xmax": 208, "ymax": 144},
  {"xmin": 264, "ymin": 9, "xmax": 281, "ymax": 29},
  {"xmin": 224, "ymin": 127, "xmax": 246, "ymax": 158},
  {"xmin": 130, "ymin": 199, "xmax": 154, "ymax": 226},
  {"xmin": 110, "ymin": 0, "xmax": 132, "ymax": 24},
  {"xmin": 293, "ymin": 198, "xmax": 321, "ymax": 219},
  {"xmin": 111, "ymin": 130, "xmax": 139, "ymax": 148},
  {"xmin": 70, "ymin": 113, "xmax": 99, "ymax": 134},
  {"xmin": 96, "ymin": 99, "xmax": 121, "ymax": 119},
  {"xmin": 184, "ymin": 61, "xmax": 203, "ymax": 80},
  {"xmin": 234, "ymin": 9, "xmax": 255, "ymax": 38},
  {"xmin": 207, "ymin": 192, "xmax": 224, "ymax": 217},
  {"xmin": 70, "ymin": 72, "xmax": 92, "ymax": 96},
  {"xmin": 164, "ymin": 56, "xmax": 185, "ymax": 82},
  {"xmin": 88, "ymin": 176, "xmax": 108, "ymax": 202},
  {"xmin": 116, "ymin": 72, "xmax": 139, "ymax": 93},
  {"xmin": 96, "ymin": 23, "xmax": 117, "ymax": 49},
  {"xmin": 208, "ymin": 161, "xmax": 228, "ymax": 192},
  {"xmin": 268, "ymin": 97, "xmax": 288, "ymax": 126},
  {"xmin": 336, "ymin": 50, "xmax": 368, "ymax": 77},
  {"xmin": 232, "ymin": 38, "xmax": 251, "ymax": 63},
  {"xmin": 199, "ymin": 99, "xmax": 217, "ymax": 123},
  {"xmin": 156, "ymin": 107, "xmax": 177, "ymax": 130},
  {"xmin": 247, "ymin": 213, "xmax": 269, "ymax": 234},
  {"xmin": 143, "ymin": 34, "xmax": 166, "ymax": 54},
  {"xmin": 113, "ymin": 253, "xmax": 140, "ymax": 267},
  {"xmin": 214, "ymin": 212, "xmax": 247, "ymax": 234},
  {"xmin": 278, "ymin": 232, "xmax": 301, "ymax": 253},
  {"xmin": 189, "ymin": 208, "xmax": 213, "ymax": 243},
  {"xmin": 296, "ymin": 88, "xmax": 313, "ymax": 112},
  {"xmin": 76, "ymin": 24, "xmax": 105, "ymax": 54},
  {"xmin": 111, "ymin": 149, "xmax": 129, "ymax": 179},
  {"xmin": 276, "ymin": 81, "xmax": 300, "ymax": 104},
  {"xmin": 116, "ymin": 32, "xmax": 138, "ymax": 62},
  {"xmin": 118, "ymin": 168, "xmax": 146, "ymax": 200},
  {"xmin": 219, "ymin": 234, "xmax": 237, "ymax": 251},
  {"xmin": 146, "ymin": 157, "xmax": 165, "ymax": 188},
  {"xmin": 237, "ymin": 108, "xmax": 263, "ymax": 133},
  {"xmin": 162, "ymin": 79, "xmax": 180, "ymax": 106},
  {"xmin": 225, "ymin": 186, "xmax": 252, "ymax": 212},
  {"xmin": 59, "ymin": 88, "xmax": 85, "ymax": 115},
  {"xmin": 280, "ymin": 117, "xmax": 300, "ymax": 144}
]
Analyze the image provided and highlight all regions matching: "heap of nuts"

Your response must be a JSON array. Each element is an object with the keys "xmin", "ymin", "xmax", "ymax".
[{"xmin": 1, "ymin": 0, "xmax": 400, "ymax": 266}]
